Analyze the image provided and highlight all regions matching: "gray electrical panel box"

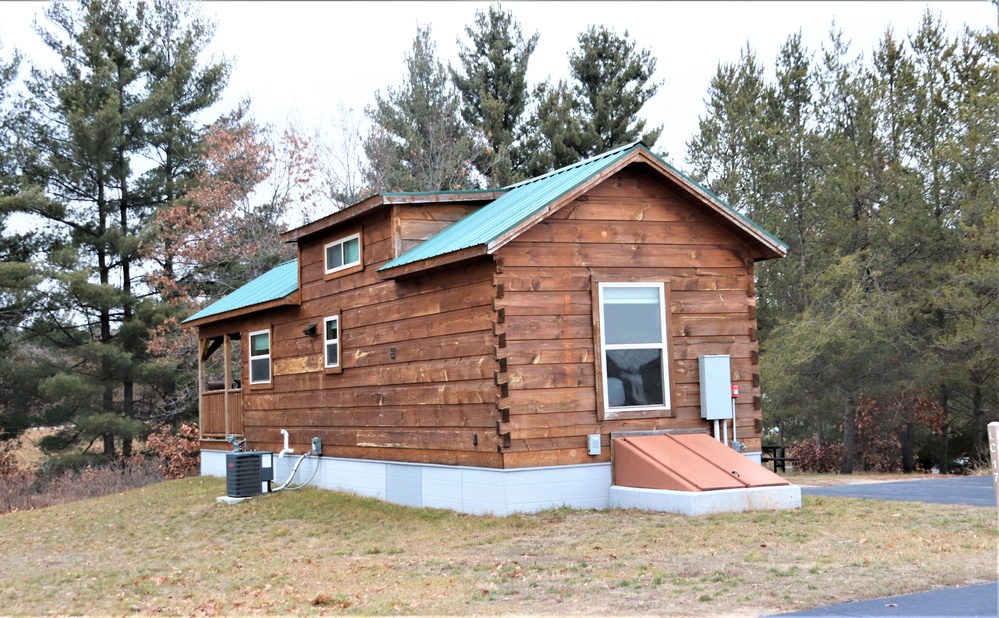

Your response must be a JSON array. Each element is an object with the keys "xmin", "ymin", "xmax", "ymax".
[{"xmin": 699, "ymin": 354, "xmax": 733, "ymax": 420}]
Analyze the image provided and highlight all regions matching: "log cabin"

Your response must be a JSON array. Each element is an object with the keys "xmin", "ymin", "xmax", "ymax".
[{"xmin": 185, "ymin": 141, "xmax": 789, "ymax": 514}]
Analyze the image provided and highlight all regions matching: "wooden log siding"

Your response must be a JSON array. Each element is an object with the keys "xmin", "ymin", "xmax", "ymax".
[
  {"xmin": 492, "ymin": 167, "xmax": 765, "ymax": 466},
  {"xmin": 238, "ymin": 205, "xmax": 505, "ymax": 467},
  {"xmin": 393, "ymin": 203, "xmax": 480, "ymax": 256},
  {"xmin": 224, "ymin": 165, "xmax": 768, "ymax": 468}
]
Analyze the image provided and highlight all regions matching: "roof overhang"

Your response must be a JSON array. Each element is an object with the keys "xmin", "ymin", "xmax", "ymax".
[
  {"xmin": 181, "ymin": 259, "xmax": 301, "ymax": 328},
  {"xmin": 281, "ymin": 190, "xmax": 506, "ymax": 244},
  {"xmin": 183, "ymin": 291, "xmax": 300, "ymax": 329},
  {"xmin": 379, "ymin": 145, "xmax": 787, "ymax": 279}
]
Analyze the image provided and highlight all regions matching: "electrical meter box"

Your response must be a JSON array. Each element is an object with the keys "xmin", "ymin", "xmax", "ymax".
[{"xmin": 699, "ymin": 354, "xmax": 733, "ymax": 420}]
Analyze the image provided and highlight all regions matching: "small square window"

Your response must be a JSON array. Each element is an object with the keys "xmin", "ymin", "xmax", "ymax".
[
  {"xmin": 248, "ymin": 329, "xmax": 271, "ymax": 384},
  {"xmin": 325, "ymin": 233, "xmax": 361, "ymax": 274}
]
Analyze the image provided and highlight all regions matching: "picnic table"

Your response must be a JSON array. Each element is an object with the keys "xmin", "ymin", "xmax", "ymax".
[{"xmin": 761, "ymin": 444, "xmax": 799, "ymax": 473}]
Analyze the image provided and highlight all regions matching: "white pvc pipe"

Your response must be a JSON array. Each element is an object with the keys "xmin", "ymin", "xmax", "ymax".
[
  {"xmin": 278, "ymin": 428, "xmax": 294, "ymax": 457},
  {"xmin": 714, "ymin": 419, "xmax": 721, "ymax": 441},
  {"xmin": 722, "ymin": 419, "xmax": 729, "ymax": 447}
]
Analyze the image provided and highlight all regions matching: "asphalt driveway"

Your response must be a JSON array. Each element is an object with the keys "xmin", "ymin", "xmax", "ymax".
[
  {"xmin": 800, "ymin": 475, "xmax": 996, "ymax": 507},
  {"xmin": 775, "ymin": 582, "xmax": 999, "ymax": 617}
]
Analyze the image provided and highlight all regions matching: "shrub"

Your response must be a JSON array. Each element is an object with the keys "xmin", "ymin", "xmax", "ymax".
[
  {"xmin": 1, "ymin": 456, "xmax": 167, "ymax": 515},
  {"xmin": 0, "ymin": 423, "xmax": 202, "ymax": 515},
  {"xmin": 37, "ymin": 452, "xmax": 115, "ymax": 480},
  {"xmin": 786, "ymin": 440, "xmax": 849, "ymax": 473},
  {"xmin": 143, "ymin": 422, "xmax": 200, "ymax": 480},
  {"xmin": 0, "ymin": 442, "xmax": 36, "ymax": 514}
]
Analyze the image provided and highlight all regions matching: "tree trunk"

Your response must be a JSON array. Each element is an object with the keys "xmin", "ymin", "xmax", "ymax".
[
  {"xmin": 900, "ymin": 422, "xmax": 915, "ymax": 473},
  {"xmin": 98, "ymin": 186, "xmax": 116, "ymax": 458},
  {"xmin": 840, "ymin": 398, "xmax": 856, "ymax": 474},
  {"xmin": 938, "ymin": 384, "xmax": 950, "ymax": 473},
  {"xmin": 118, "ymin": 75, "xmax": 136, "ymax": 435},
  {"xmin": 971, "ymin": 384, "xmax": 984, "ymax": 462}
]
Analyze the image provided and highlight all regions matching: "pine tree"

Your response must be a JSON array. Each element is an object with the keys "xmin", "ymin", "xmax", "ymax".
[
  {"xmin": 365, "ymin": 25, "xmax": 481, "ymax": 192},
  {"xmin": 0, "ymin": 38, "xmax": 46, "ymax": 442},
  {"xmin": 570, "ymin": 25, "xmax": 662, "ymax": 154},
  {"xmin": 139, "ymin": 0, "xmax": 231, "ymax": 284},
  {"xmin": 686, "ymin": 43, "xmax": 771, "ymax": 213},
  {"xmin": 451, "ymin": 2, "xmax": 538, "ymax": 187},
  {"xmin": 4, "ymin": 0, "xmax": 229, "ymax": 457},
  {"xmin": 522, "ymin": 25, "xmax": 662, "ymax": 173}
]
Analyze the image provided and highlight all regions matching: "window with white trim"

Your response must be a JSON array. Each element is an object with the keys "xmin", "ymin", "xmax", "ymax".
[
  {"xmin": 597, "ymin": 282, "xmax": 670, "ymax": 413},
  {"xmin": 324, "ymin": 233, "xmax": 361, "ymax": 274},
  {"xmin": 248, "ymin": 329, "xmax": 271, "ymax": 384},
  {"xmin": 324, "ymin": 315, "xmax": 340, "ymax": 368}
]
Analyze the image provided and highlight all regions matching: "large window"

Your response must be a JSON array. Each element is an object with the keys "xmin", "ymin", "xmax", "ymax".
[
  {"xmin": 325, "ymin": 233, "xmax": 361, "ymax": 274},
  {"xmin": 597, "ymin": 282, "xmax": 670, "ymax": 415},
  {"xmin": 248, "ymin": 329, "xmax": 271, "ymax": 384},
  {"xmin": 324, "ymin": 315, "xmax": 340, "ymax": 369}
]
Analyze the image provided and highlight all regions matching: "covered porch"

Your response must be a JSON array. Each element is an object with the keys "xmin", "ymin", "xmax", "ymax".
[{"xmin": 198, "ymin": 332, "xmax": 243, "ymax": 444}]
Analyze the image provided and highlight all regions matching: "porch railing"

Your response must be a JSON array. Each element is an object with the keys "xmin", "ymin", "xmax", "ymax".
[{"xmin": 200, "ymin": 389, "xmax": 243, "ymax": 439}]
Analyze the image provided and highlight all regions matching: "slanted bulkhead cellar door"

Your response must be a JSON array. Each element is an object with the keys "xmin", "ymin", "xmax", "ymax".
[{"xmin": 613, "ymin": 433, "xmax": 790, "ymax": 492}]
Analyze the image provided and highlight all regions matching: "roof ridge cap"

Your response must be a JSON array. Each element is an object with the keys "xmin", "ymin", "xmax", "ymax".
[{"xmin": 502, "ymin": 141, "xmax": 644, "ymax": 191}]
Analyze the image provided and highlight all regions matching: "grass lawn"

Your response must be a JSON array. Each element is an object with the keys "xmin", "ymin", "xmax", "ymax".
[{"xmin": 0, "ymin": 476, "xmax": 995, "ymax": 616}]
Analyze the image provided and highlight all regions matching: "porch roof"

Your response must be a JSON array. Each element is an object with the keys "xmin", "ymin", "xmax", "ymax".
[{"xmin": 182, "ymin": 259, "xmax": 299, "ymax": 326}]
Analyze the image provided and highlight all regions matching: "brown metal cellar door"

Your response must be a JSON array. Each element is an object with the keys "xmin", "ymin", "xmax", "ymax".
[{"xmin": 613, "ymin": 433, "xmax": 791, "ymax": 492}]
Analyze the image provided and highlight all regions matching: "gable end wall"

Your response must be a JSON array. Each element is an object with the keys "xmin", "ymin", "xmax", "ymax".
[{"xmin": 493, "ymin": 166, "xmax": 764, "ymax": 468}]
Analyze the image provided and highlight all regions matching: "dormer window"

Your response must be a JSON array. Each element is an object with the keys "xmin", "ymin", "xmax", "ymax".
[{"xmin": 325, "ymin": 233, "xmax": 361, "ymax": 274}]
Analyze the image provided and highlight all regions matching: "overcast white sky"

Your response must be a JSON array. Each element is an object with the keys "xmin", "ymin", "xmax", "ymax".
[{"xmin": 1, "ymin": 0, "xmax": 997, "ymax": 171}]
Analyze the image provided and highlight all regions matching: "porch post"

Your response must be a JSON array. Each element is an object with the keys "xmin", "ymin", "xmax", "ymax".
[
  {"xmin": 197, "ymin": 338, "xmax": 206, "ymax": 439},
  {"xmin": 224, "ymin": 334, "xmax": 232, "ymax": 436}
]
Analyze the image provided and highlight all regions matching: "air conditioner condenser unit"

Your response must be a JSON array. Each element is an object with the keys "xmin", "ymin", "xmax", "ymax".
[{"xmin": 225, "ymin": 451, "xmax": 273, "ymax": 498}]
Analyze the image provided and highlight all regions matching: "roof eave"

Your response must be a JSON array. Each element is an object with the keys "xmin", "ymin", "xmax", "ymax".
[
  {"xmin": 281, "ymin": 191, "xmax": 507, "ymax": 244},
  {"xmin": 376, "ymin": 245, "xmax": 489, "ymax": 280},
  {"xmin": 182, "ymin": 291, "xmax": 301, "ymax": 329}
]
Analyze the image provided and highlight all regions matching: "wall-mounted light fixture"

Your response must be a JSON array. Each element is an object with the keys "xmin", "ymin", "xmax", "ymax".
[{"xmin": 303, "ymin": 323, "xmax": 318, "ymax": 336}]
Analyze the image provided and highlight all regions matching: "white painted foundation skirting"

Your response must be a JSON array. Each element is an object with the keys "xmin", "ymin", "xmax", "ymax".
[
  {"xmin": 201, "ymin": 449, "xmax": 794, "ymax": 516},
  {"xmin": 609, "ymin": 484, "xmax": 802, "ymax": 516},
  {"xmin": 202, "ymin": 449, "xmax": 610, "ymax": 516}
]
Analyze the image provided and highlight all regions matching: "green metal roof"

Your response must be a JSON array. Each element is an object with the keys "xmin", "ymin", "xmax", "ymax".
[
  {"xmin": 379, "ymin": 142, "xmax": 642, "ymax": 271},
  {"xmin": 185, "ymin": 143, "xmax": 787, "ymax": 326},
  {"xmin": 379, "ymin": 141, "xmax": 786, "ymax": 272},
  {"xmin": 182, "ymin": 259, "xmax": 299, "ymax": 324}
]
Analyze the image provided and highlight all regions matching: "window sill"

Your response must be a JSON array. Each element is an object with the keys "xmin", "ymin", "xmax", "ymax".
[
  {"xmin": 323, "ymin": 263, "xmax": 363, "ymax": 281},
  {"xmin": 602, "ymin": 407, "xmax": 674, "ymax": 421}
]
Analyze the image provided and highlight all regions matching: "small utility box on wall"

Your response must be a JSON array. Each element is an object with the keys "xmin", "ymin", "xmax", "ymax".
[{"xmin": 699, "ymin": 355, "xmax": 733, "ymax": 420}]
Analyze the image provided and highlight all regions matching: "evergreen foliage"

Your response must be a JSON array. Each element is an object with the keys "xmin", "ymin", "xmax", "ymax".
[
  {"xmin": 688, "ymin": 13, "xmax": 999, "ymax": 470},
  {"xmin": 451, "ymin": 2, "xmax": 538, "ymax": 187},
  {"xmin": 0, "ymin": 0, "xmax": 230, "ymax": 454},
  {"xmin": 365, "ymin": 25, "xmax": 481, "ymax": 192},
  {"xmin": 522, "ymin": 26, "xmax": 663, "ymax": 175}
]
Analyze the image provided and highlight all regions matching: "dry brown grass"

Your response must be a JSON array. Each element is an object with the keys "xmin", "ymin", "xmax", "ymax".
[
  {"xmin": 5, "ymin": 428, "xmax": 55, "ymax": 468},
  {"xmin": 0, "ymin": 477, "xmax": 995, "ymax": 616}
]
